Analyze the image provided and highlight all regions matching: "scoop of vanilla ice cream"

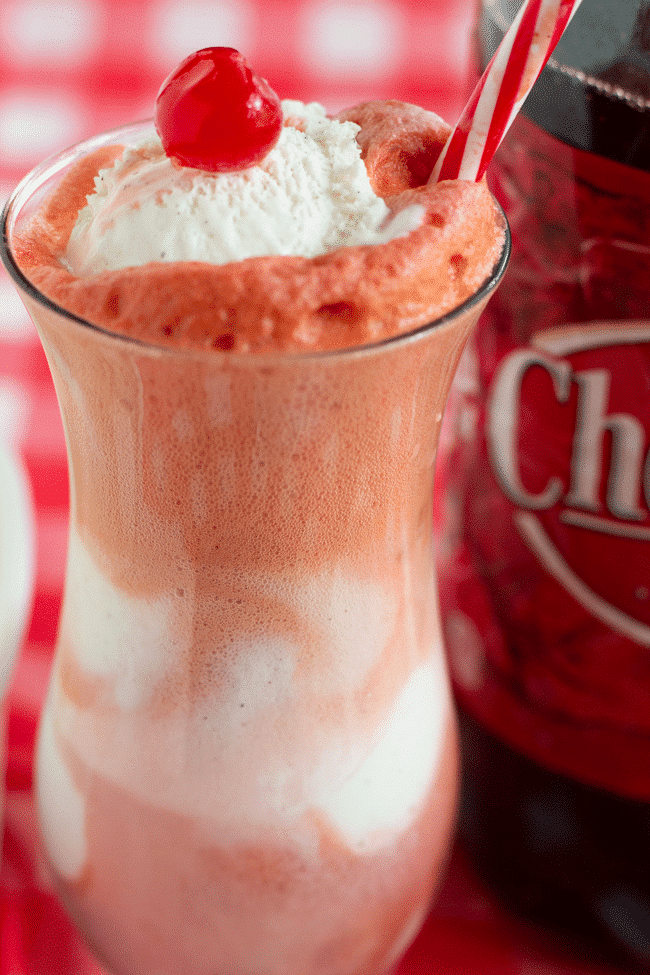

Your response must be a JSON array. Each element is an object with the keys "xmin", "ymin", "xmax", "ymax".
[{"xmin": 66, "ymin": 101, "xmax": 423, "ymax": 276}]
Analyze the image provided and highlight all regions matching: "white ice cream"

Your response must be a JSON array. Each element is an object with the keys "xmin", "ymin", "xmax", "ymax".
[
  {"xmin": 44, "ymin": 527, "xmax": 449, "ymax": 877},
  {"xmin": 66, "ymin": 101, "xmax": 424, "ymax": 276},
  {"xmin": 36, "ymin": 695, "xmax": 87, "ymax": 880},
  {"xmin": 317, "ymin": 654, "xmax": 447, "ymax": 854}
]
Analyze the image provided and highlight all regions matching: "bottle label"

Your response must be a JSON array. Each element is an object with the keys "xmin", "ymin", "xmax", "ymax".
[
  {"xmin": 441, "ymin": 320, "xmax": 650, "ymax": 799},
  {"xmin": 487, "ymin": 321, "xmax": 650, "ymax": 645}
]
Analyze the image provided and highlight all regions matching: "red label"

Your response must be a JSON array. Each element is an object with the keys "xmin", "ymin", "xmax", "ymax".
[
  {"xmin": 487, "ymin": 322, "xmax": 650, "ymax": 644},
  {"xmin": 441, "ymin": 321, "xmax": 650, "ymax": 799}
]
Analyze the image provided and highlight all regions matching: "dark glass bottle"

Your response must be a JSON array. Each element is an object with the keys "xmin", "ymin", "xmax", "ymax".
[{"xmin": 438, "ymin": 0, "xmax": 650, "ymax": 967}]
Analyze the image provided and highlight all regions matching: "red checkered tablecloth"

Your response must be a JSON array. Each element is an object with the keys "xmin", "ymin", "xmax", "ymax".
[{"xmin": 0, "ymin": 1, "xmax": 631, "ymax": 972}]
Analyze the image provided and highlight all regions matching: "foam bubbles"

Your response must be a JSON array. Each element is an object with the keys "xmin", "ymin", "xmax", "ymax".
[
  {"xmin": 224, "ymin": 633, "xmax": 295, "ymax": 713},
  {"xmin": 287, "ymin": 568, "xmax": 397, "ymax": 693}
]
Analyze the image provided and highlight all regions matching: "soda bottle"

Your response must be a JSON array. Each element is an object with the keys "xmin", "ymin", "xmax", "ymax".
[{"xmin": 438, "ymin": 0, "xmax": 650, "ymax": 966}]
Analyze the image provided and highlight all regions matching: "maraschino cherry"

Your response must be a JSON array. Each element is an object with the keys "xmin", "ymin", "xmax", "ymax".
[{"xmin": 155, "ymin": 47, "xmax": 283, "ymax": 173}]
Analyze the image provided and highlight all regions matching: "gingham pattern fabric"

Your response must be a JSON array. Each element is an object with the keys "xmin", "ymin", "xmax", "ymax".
[{"xmin": 0, "ymin": 1, "xmax": 622, "ymax": 971}]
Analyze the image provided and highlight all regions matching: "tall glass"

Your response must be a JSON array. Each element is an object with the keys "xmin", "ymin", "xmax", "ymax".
[{"xmin": 1, "ymin": 124, "xmax": 509, "ymax": 975}]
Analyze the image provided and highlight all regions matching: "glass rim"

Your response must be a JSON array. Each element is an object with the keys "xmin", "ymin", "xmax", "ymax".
[{"xmin": 0, "ymin": 118, "xmax": 511, "ymax": 364}]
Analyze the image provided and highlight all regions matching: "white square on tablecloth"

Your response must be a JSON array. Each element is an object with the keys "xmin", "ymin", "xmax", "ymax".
[
  {"xmin": 296, "ymin": 0, "xmax": 406, "ymax": 79},
  {"xmin": 147, "ymin": 0, "xmax": 256, "ymax": 71},
  {"xmin": 0, "ymin": 88, "xmax": 84, "ymax": 165},
  {"xmin": 0, "ymin": 0, "xmax": 102, "ymax": 66}
]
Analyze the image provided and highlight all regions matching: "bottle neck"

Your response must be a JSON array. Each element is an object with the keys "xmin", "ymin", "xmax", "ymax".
[{"xmin": 477, "ymin": 0, "xmax": 650, "ymax": 171}]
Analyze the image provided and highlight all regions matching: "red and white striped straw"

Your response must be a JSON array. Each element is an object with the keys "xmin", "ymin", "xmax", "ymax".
[{"xmin": 431, "ymin": 0, "xmax": 583, "ymax": 183}]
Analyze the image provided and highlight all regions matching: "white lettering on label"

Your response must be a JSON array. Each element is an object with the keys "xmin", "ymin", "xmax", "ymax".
[
  {"xmin": 487, "ymin": 327, "xmax": 650, "ymax": 525},
  {"xmin": 484, "ymin": 322, "xmax": 650, "ymax": 643}
]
